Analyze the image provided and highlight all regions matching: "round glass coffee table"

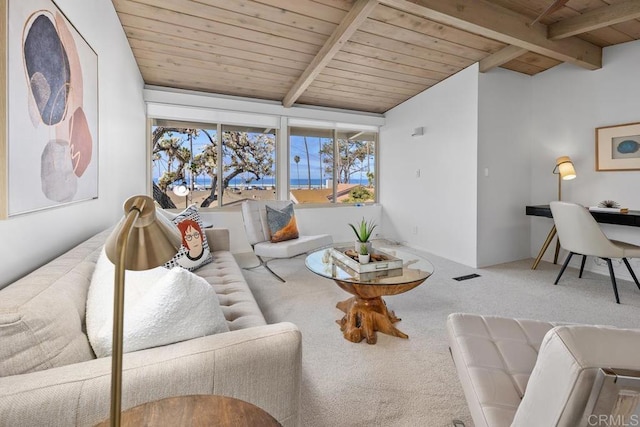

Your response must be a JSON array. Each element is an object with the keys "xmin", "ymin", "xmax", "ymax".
[{"xmin": 305, "ymin": 244, "xmax": 434, "ymax": 344}]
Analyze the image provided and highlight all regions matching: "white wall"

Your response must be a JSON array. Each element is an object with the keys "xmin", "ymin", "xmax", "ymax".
[
  {"xmin": 0, "ymin": 0, "xmax": 145, "ymax": 288},
  {"xmin": 530, "ymin": 39, "xmax": 640, "ymax": 279},
  {"xmin": 380, "ymin": 65, "xmax": 479, "ymax": 267},
  {"xmin": 477, "ymin": 69, "xmax": 532, "ymax": 267}
]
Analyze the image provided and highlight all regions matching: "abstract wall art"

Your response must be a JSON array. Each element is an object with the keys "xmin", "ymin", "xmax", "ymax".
[
  {"xmin": 596, "ymin": 122, "xmax": 640, "ymax": 171},
  {"xmin": 0, "ymin": 0, "xmax": 98, "ymax": 218}
]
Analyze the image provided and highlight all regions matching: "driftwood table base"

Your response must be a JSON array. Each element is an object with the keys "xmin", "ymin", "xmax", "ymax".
[
  {"xmin": 305, "ymin": 249, "xmax": 432, "ymax": 345},
  {"xmin": 336, "ymin": 296, "xmax": 408, "ymax": 344}
]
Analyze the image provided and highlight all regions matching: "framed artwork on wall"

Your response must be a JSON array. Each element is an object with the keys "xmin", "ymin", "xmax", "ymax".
[
  {"xmin": 0, "ymin": 0, "xmax": 98, "ymax": 219},
  {"xmin": 596, "ymin": 122, "xmax": 640, "ymax": 171}
]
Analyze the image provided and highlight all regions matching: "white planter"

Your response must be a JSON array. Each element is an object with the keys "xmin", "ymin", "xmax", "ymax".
[
  {"xmin": 355, "ymin": 240, "xmax": 372, "ymax": 254},
  {"xmin": 358, "ymin": 254, "xmax": 370, "ymax": 264}
]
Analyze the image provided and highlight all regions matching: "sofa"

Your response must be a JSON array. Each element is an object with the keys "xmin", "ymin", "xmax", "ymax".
[
  {"xmin": 447, "ymin": 313, "xmax": 640, "ymax": 427},
  {"xmin": 0, "ymin": 227, "xmax": 302, "ymax": 427}
]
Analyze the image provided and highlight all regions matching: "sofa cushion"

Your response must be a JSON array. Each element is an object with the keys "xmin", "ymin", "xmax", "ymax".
[
  {"xmin": 197, "ymin": 250, "xmax": 267, "ymax": 330},
  {"xmin": 87, "ymin": 251, "xmax": 229, "ymax": 357},
  {"xmin": 0, "ymin": 230, "xmax": 109, "ymax": 377},
  {"xmin": 164, "ymin": 204, "xmax": 213, "ymax": 271}
]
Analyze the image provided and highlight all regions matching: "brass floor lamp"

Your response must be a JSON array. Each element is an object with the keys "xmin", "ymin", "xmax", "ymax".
[
  {"xmin": 531, "ymin": 156, "xmax": 576, "ymax": 270},
  {"xmin": 104, "ymin": 195, "xmax": 181, "ymax": 427}
]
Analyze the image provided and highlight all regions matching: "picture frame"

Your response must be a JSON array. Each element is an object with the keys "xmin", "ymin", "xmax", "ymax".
[
  {"xmin": 596, "ymin": 122, "xmax": 640, "ymax": 171},
  {"xmin": 0, "ymin": 0, "xmax": 98, "ymax": 219}
]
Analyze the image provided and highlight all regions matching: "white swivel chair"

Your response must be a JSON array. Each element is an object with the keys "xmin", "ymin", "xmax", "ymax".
[
  {"xmin": 241, "ymin": 200, "xmax": 333, "ymax": 282},
  {"xmin": 550, "ymin": 201, "xmax": 640, "ymax": 304}
]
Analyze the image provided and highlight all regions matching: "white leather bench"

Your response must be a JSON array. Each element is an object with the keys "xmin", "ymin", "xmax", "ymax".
[{"xmin": 447, "ymin": 313, "xmax": 640, "ymax": 427}]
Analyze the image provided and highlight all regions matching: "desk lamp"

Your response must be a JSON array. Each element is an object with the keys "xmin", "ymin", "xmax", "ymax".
[
  {"xmin": 553, "ymin": 156, "xmax": 576, "ymax": 200},
  {"xmin": 104, "ymin": 195, "xmax": 181, "ymax": 427}
]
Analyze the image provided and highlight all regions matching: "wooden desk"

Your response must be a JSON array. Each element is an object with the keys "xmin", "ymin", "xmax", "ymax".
[
  {"xmin": 97, "ymin": 395, "xmax": 281, "ymax": 427},
  {"xmin": 526, "ymin": 205, "xmax": 640, "ymax": 269}
]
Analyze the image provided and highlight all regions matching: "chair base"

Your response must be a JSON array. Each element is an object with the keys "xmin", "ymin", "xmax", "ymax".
[
  {"xmin": 243, "ymin": 256, "xmax": 286, "ymax": 282},
  {"xmin": 554, "ymin": 252, "xmax": 640, "ymax": 304}
]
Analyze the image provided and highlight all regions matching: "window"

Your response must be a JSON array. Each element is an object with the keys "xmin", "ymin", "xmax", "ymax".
[
  {"xmin": 289, "ymin": 127, "xmax": 377, "ymax": 204},
  {"xmin": 289, "ymin": 127, "xmax": 333, "ymax": 204},
  {"xmin": 151, "ymin": 120, "xmax": 276, "ymax": 208},
  {"xmin": 221, "ymin": 125, "xmax": 276, "ymax": 206}
]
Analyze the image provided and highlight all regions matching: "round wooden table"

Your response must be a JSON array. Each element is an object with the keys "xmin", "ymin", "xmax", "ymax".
[
  {"xmin": 306, "ymin": 244, "xmax": 433, "ymax": 344},
  {"xmin": 97, "ymin": 395, "xmax": 280, "ymax": 426}
]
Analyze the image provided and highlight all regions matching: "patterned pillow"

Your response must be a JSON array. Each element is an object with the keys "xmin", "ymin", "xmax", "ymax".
[
  {"xmin": 266, "ymin": 202, "xmax": 299, "ymax": 243},
  {"xmin": 164, "ymin": 204, "xmax": 213, "ymax": 271}
]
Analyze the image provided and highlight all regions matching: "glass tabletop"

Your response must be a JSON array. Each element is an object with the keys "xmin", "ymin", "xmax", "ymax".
[{"xmin": 305, "ymin": 243, "xmax": 434, "ymax": 286}]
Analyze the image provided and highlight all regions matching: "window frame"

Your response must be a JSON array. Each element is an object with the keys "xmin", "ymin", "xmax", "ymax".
[
  {"xmin": 148, "ymin": 115, "xmax": 379, "ymax": 210},
  {"xmin": 287, "ymin": 125, "xmax": 378, "ymax": 206}
]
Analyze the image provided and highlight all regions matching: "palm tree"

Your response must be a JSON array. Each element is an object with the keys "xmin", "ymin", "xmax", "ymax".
[
  {"xmin": 294, "ymin": 155, "xmax": 301, "ymax": 188},
  {"xmin": 303, "ymin": 137, "xmax": 311, "ymax": 189}
]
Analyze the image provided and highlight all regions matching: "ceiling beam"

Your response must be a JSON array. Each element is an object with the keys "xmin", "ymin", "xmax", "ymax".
[
  {"xmin": 548, "ymin": 0, "xmax": 640, "ymax": 40},
  {"xmin": 479, "ymin": 45, "xmax": 527, "ymax": 72},
  {"xmin": 377, "ymin": 0, "xmax": 602, "ymax": 70},
  {"xmin": 282, "ymin": 0, "xmax": 378, "ymax": 108}
]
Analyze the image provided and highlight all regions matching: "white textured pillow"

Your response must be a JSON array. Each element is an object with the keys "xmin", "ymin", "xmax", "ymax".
[{"xmin": 87, "ymin": 250, "xmax": 229, "ymax": 358}]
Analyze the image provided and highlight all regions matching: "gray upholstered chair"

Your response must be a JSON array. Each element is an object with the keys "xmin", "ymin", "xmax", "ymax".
[
  {"xmin": 550, "ymin": 201, "xmax": 640, "ymax": 303},
  {"xmin": 241, "ymin": 200, "xmax": 333, "ymax": 282}
]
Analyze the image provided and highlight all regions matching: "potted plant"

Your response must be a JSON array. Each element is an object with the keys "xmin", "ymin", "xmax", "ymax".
[
  {"xmin": 348, "ymin": 217, "xmax": 377, "ymax": 253},
  {"xmin": 358, "ymin": 242, "xmax": 370, "ymax": 264}
]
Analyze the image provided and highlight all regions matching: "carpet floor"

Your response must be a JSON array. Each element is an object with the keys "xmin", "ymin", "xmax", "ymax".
[{"xmin": 236, "ymin": 246, "xmax": 640, "ymax": 427}]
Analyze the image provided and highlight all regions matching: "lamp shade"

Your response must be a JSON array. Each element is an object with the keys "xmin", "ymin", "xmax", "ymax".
[
  {"xmin": 556, "ymin": 156, "xmax": 576, "ymax": 181},
  {"xmin": 105, "ymin": 195, "xmax": 181, "ymax": 271},
  {"xmin": 173, "ymin": 183, "xmax": 190, "ymax": 197}
]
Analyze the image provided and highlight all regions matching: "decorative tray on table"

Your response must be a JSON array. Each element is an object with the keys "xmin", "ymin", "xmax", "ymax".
[{"xmin": 330, "ymin": 246, "xmax": 403, "ymax": 274}]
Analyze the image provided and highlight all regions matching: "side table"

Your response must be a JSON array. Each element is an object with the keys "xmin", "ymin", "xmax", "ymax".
[{"xmin": 96, "ymin": 394, "xmax": 281, "ymax": 426}]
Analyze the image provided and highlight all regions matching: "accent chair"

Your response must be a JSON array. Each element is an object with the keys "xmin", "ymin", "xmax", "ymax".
[
  {"xmin": 550, "ymin": 201, "xmax": 640, "ymax": 304},
  {"xmin": 241, "ymin": 200, "xmax": 333, "ymax": 282}
]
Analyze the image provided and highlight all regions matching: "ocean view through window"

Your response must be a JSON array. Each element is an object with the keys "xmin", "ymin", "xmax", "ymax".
[
  {"xmin": 289, "ymin": 127, "xmax": 377, "ymax": 204},
  {"xmin": 151, "ymin": 119, "xmax": 377, "ymax": 208},
  {"xmin": 151, "ymin": 120, "xmax": 276, "ymax": 208}
]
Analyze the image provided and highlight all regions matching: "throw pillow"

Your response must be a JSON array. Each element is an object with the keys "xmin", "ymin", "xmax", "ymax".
[
  {"xmin": 86, "ymin": 250, "xmax": 229, "ymax": 358},
  {"xmin": 164, "ymin": 204, "xmax": 213, "ymax": 271},
  {"xmin": 266, "ymin": 202, "xmax": 299, "ymax": 243},
  {"xmin": 86, "ymin": 248, "xmax": 169, "ymax": 347}
]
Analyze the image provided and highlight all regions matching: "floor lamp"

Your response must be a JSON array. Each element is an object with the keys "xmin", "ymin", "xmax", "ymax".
[
  {"xmin": 531, "ymin": 156, "xmax": 577, "ymax": 269},
  {"xmin": 104, "ymin": 195, "xmax": 181, "ymax": 427},
  {"xmin": 553, "ymin": 155, "xmax": 577, "ymax": 201}
]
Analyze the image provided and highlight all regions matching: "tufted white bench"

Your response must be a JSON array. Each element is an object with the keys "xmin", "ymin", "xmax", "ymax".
[{"xmin": 447, "ymin": 313, "xmax": 640, "ymax": 427}]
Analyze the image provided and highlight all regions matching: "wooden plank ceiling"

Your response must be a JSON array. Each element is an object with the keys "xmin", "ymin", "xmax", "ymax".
[{"xmin": 112, "ymin": 0, "xmax": 640, "ymax": 114}]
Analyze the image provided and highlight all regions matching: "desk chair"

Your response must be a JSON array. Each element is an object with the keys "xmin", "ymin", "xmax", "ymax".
[
  {"xmin": 241, "ymin": 200, "xmax": 333, "ymax": 282},
  {"xmin": 550, "ymin": 201, "xmax": 640, "ymax": 304}
]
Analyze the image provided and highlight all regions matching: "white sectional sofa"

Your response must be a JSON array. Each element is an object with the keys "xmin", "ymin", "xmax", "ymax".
[
  {"xmin": 447, "ymin": 313, "xmax": 640, "ymax": 427},
  {"xmin": 0, "ymin": 228, "xmax": 301, "ymax": 427}
]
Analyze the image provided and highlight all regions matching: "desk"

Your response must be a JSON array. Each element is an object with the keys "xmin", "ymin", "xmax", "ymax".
[{"xmin": 526, "ymin": 205, "xmax": 640, "ymax": 269}]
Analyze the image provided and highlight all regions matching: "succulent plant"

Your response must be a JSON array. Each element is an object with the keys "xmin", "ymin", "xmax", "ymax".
[{"xmin": 348, "ymin": 217, "xmax": 377, "ymax": 242}]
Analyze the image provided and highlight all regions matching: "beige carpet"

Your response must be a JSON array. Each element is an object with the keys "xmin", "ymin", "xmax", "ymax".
[{"xmin": 237, "ymin": 246, "xmax": 640, "ymax": 427}]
